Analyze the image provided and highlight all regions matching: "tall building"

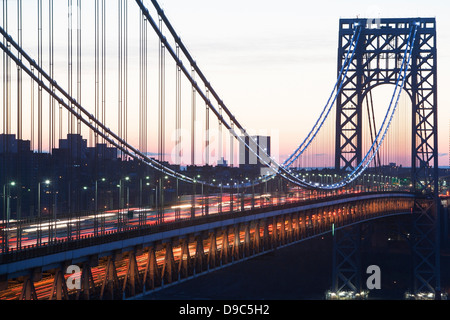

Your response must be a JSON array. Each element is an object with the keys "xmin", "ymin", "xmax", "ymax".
[
  {"xmin": 239, "ymin": 135, "xmax": 271, "ymax": 167},
  {"xmin": 57, "ymin": 134, "xmax": 88, "ymax": 159},
  {"xmin": 0, "ymin": 134, "xmax": 29, "ymax": 154}
]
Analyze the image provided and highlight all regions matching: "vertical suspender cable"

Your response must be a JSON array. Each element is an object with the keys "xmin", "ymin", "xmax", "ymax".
[
  {"xmin": 15, "ymin": 0, "xmax": 23, "ymax": 242},
  {"xmin": 124, "ymin": 0, "xmax": 128, "ymax": 145},
  {"xmin": 95, "ymin": 0, "xmax": 99, "ymax": 148},
  {"xmin": 139, "ymin": 10, "xmax": 142, "ymax": 152},
  {"xmin": 176, "ymin": 44, "xmax": 181, "ymax": 164},
  {"xmin": 17, "ymin": 0, "xmax": 22, "ymax": 141},
  {"xmin": 31, "ymin": 68, "xmax": 34, "ymax": 149},
  {"xmin": 144, "ymin": 12, "xmax": 147, "ymax": 154},
  {"xmin": 118, "ymin": 0, "xmax": 121, "ymax": 144},
  {"xmin": 101, "ymin": 0, "xmax": 106, "ymax": 143},
  {"xmin": 37, "ymin": 0, "xmax": 42, "ymax": 152},
  {"xmin": 206, "ymin": 88, "xmax": 210, "ymax": 165},
  {"xmin": 58, "ymin": 1, "xmax": 62, "ymax": 141},
  {"xmin": 3, "ymin": 0, "xmax": 10, "ymax": 136},
  {"xmin": 139, "ymin": 10, "xmax": 147, "ymax": 154},
  {"xmin": 218, "ymin": 104, "xmax": 222, "ymax": 165},
  {"xmin": 2, "ymin": 0, "xmax": 5, "ymax": 136},
  {"xmin": 158, "ymin": 16, "xmax": 165, "ymax": 163},
  {"xmin": 191, "ymin": 66, "xmax": 195, "ymax": 166},
  {"xmin": 17, "ymin": 0, "xmax": 23, "ymax": 234},
  {"xmin": 158, "ymin": 15, "xmax": 165, "ymax": 222},
  {"xmin": 68, "ymin": 0, "xmax": 73, "ymax": 134},
  {"xmin": 76, "ymin": 0, "xmax": 81, "ymax": 135},
  {"xmin": 49, "ymin": 0, "xmax": 54, "ymax": 152},
  {"xmin": 230, "ymin": 122, "xmax": 234, "ymax": 167}
]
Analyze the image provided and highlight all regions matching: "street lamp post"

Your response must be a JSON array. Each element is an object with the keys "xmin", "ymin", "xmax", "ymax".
[
  {"xmin": 2, "ymin": 181, "xmax": 15, "ymax": 252},
  {"xmin": 219, "ymin": 183, "xmax": 223, "ymax": 214},
  {"xmin": 37, "ymin": 180, "xmax": 50, "ymax": 246},
  {"xmin": 94, "ymin": 178, "xmax": 105, "ymax": 236},
  {"xmin": 175, "ymin": 177, "xmax": 180, "ymax": 220}
]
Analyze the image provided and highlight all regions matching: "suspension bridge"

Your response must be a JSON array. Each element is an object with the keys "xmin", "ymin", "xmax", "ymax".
[{"xmin": 0, "ymin": 0, "xmax": 447, "ymax": 300}]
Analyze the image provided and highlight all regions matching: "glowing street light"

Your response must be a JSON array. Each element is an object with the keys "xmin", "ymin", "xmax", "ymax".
[
  {"xmin": 2, "ymin": 181, "xmax": 16, "ymax": 252},
  {"xmin": 37, "ymin": 179, "xmax": 51, "ymax": 246}
]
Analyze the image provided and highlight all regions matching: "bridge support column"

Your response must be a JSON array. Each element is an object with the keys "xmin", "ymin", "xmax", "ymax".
[
  {"xmin": 293, "ymin": 212, "xmax": 300, "ymax": 241},
  {"xmin": 220, "ymin": 228, "xmax": 230, "ymax": 265},
  {"xmin": 272, "ymin": 217, "xmax": 278, "ymax": 249},
  {"xmin": 194, "ymin": 234, "xmax": 205, "ymax": 274},
  {"xmin": 263, "ymin": 219, "xmax": 270, "ymax": 251},
  {"xmin": 232, "ymin": 225, "xmax": 240, "ymax": 261},
  {"xmin": 77, "ymin": 261, "xmax": 96, "ymax": 300},
  {"xmin": 162, "ymin": 241, "xmax": 176, "ymax": 284},
  {"xmin": 48, "ymin": 266, "xmax": 70, "ymax": 300},
  {"xmin": 409, "ymin": 199, "xmax": 442, "ymax": 299},
  {"xmin": 100, "ymin": 254, "xmax": 121, "ymax": 300},
  {"xmin": 208, "ymin": 231, "xmax": 217, "ymax": 269},
  {"xmin": 299, "ymin": 214, "xmax": 306, "ymax": 240},
  {"xmin": 287, "ymin": 214, "xmax": 293, "ymax": 243},
  {"xmin": 143, "ymin": 246, "xmax": 160, "ymax": 291},
  {"xmin": 329, "ymin": 224, "xmax": 364, "ymax": 299},
  {"xmin": 123, "ymin": 250, "xmax": 142, "ymax": 297},
  {"xmin": 244, "ymin": 223, "xmax": 251, "ymax": 257},
  {"xmin": 280, "ymin": 215, "xmax": 286, "ymax": 245},
  {"xmin": 254, "ymin": 220, "xmax": 261, "ymax": 254},
  {"xmin": 178, "ymin": 237, "xmax": 191, "ymax": 278},
  {"xmin": 19, "ymin": 275, "xmax": 38, "ymax": 300}
]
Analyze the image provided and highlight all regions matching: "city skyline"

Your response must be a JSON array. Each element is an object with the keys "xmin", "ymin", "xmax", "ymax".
[
  {"xmin": 0, "ymin": 0, "xmax": 448, "ymax": 168},
  {"xmin": 0, "ymin": 1, "xmax": 447, "ymax": 303}
]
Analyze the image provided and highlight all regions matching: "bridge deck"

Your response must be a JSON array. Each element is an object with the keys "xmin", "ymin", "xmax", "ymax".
[{"xmin": 0, "ymin": 192, "xmax": 416, "ymax": 280}]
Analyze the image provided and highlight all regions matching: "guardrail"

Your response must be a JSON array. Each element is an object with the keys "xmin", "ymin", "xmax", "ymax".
[{"xmin": 0, "ymin": 191, "xmax": 418, "ymax": 265}]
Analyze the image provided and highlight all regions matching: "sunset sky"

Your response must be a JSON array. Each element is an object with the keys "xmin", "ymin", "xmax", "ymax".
[
  {"xmin": 153, "ymin": 0, "xmax": 450, "ymax": 167},
  {"xmin": 1, "ymin": 0, "xmax": 449, "ymax": 168}
]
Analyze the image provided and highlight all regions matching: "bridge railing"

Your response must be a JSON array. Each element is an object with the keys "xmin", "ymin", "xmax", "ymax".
[{"xmin": 0, "ymin": 191, "xmax": 417, "ymax": 264}]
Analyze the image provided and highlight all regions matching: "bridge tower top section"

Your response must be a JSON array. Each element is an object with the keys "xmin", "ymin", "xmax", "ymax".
[{"xmin": 335, "ymin": 17, "xmax": 438, "ymax": 196}]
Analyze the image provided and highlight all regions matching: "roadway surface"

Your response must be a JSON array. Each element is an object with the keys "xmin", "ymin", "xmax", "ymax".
[{"xmin": 1, "ymin": 187, "xmax": 359, "ymax": 252}]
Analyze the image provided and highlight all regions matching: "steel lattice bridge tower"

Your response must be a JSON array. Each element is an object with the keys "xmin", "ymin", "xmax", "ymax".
[{"xmin": 332, "ymin": 17, "xmax": 440, "ymax": 298}]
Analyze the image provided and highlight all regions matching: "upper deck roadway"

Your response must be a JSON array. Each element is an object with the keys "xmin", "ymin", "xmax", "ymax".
[{"xmin": 0, "ymin": 189, "xmax": 417, "ymax": 282}]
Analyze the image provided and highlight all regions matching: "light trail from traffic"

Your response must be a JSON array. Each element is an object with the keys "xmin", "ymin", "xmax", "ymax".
[{"xmin": 1, "ymin": 181, "xmax": 404, "ymax": 253}]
